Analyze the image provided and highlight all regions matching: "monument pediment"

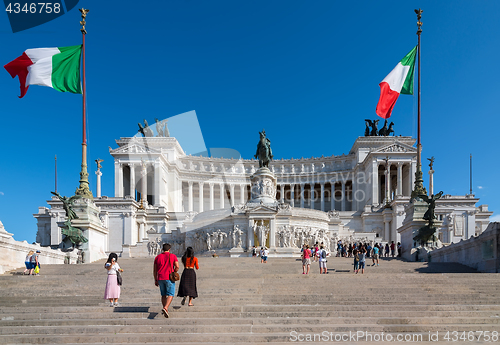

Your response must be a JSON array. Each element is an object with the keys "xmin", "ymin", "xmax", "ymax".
[
  {"xmin": 374, "ymin": 142, "xmax": 416, "ymax": 153},
  {"xmin": 245, "ymin": 204, "xmax": 278, "ymax": 215},
  {"xmin": 109, "ymin": 142, "xmax": 160, "ymax": 155}
]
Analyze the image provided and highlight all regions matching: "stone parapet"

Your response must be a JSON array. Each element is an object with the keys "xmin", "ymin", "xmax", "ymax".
[{"xmin": 430, "ymin": 222, "xmax": 500, "ymax": 272}]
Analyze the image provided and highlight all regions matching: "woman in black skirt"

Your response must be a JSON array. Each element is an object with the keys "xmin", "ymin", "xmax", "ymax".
[{"xmin": 178, "ymin": 246, "xmax": 199, "ymax": 306}]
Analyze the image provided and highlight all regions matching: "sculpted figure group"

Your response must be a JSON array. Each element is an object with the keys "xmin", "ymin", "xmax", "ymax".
[{"xmin": 365, "ymin": 119, "xmax": 394, "ymax": 137}]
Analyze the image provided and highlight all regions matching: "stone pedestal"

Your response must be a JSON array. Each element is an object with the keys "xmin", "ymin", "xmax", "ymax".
[
  {"xmin": 250, "ymin": 168, "xmax": 277, "ymax": 204},
  {"xmin": 229, "ymin": 247, "xmax": 246, "ymax": 257},
  {"xmin": 398, "ymin": 200, "xmax": 428, "ymax": 261},
  {"xmin": 71, "ymin": 198, "xmax": 109, "ymax": 263}
]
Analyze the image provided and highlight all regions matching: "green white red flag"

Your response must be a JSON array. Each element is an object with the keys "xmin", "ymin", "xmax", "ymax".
[
  {"xmin": 376, "ymin": 46, "xmax": 417, "ymax": 119},
  {"xmin": 4, "ymin": 45, "xmax": 82, "ymax": 98}
]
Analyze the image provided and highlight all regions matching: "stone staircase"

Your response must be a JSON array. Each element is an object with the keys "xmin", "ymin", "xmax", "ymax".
[{"xmin": 1, "ymin": 256, "xmax": 499, "ymax": 344}]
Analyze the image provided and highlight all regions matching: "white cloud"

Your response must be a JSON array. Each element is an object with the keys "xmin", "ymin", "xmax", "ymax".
[
  {"xmin": 478, "ymin": 186, "xmax": 484, "ymax": 190},
  {"xmin": 490, "ymin": 214, "xmax": 500, "ymax": 223},
  {"xmin": 0, "ymin": 192, "xmax": 4, "ymax": 196}
]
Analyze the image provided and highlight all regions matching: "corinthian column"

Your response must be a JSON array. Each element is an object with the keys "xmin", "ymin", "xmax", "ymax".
[
  {"xmin": 129, "ymin": 163, "xmax": 135, "ymax": 199},
  {"xmin": 198, "ymin": 182, "xmax": 204, "ymax": 212},
  {"xmin": 188, "ymin": 181, "xmax": 193, "ymax": 212},
  {"xmin": 209, "ymin": 183, "xmax": 214, "ymax": 210}
]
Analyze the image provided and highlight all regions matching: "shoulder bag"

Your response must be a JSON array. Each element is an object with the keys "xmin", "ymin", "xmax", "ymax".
[
  {"xmin": 168, "ymin": 253, "xmax": 180, "ymax": 283},
  {"xmin": 116, "ymin": 268, "xmax": 123, "ymax": 286}
]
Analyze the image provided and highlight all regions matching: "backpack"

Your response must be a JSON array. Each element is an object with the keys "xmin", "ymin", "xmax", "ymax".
[{"xmin": 321, "ymin": 250, "xmax": 327, "ymax": 259}]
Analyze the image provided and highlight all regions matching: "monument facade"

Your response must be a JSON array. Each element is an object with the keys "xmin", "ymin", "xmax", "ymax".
[{"xmin": 34, "ymin": 129, "xmax": 493, "ymax": 259}]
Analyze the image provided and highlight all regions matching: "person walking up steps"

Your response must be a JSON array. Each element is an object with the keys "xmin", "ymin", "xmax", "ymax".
[
  {"xmin": 317, "ymin": 245, "xmax": 328, "ymax": 274},
  {"xmin": 178, "ymin": 247, "xmax": 198, "ymax": 307},
  {"xmin": 153, "ymin": 243, "xmax": 179, "ymax": 318},
  {"xmin": 353, "ymin": 249, "xmax": 359, "ymax": 273},
  {"xmin": 104, "ymin": 253, "xmax": 123, "ymax": 307},
  {"xmin": 23, "ymin": 250, "xmax": 34, "ymax": 275}
]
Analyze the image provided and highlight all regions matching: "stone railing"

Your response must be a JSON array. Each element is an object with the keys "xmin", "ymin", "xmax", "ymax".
[
  {"xmin": 430, "ymin": 222, "xmax": 500, "ymax": 273},
  {"xmin": 0, "ymin": 221, "xmax": 78, "ymax": 275}
]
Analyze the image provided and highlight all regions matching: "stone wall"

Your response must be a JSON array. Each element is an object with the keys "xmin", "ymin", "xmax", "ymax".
[
  {"xmin": 430, "ymin": 222, "xmax": 500, "ymax": 273},
  {"xmin": 0, "ymin": 221, "xmax": 78, "ymax": 275}
]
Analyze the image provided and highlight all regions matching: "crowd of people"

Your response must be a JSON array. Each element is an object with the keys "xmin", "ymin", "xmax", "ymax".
[{"xmin": 102, "ymin": 238, "xmax": 403, "ymax": 317}]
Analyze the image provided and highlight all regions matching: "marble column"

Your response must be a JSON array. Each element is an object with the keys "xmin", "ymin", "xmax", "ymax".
[
  {"xmin": 240, "ymin": 184, "xmax": 245, "ymax": 204},
  {"xmin": 117, "ymin": 162, "xmax": 124, "ymax": 197},
  {"xmin": 248, "ymin": 219, "xmax": 255, "ymax": 249},
  {"xmin": 352, "ymin": 173, "xmax": 357, "ymax": 212},
  {"xmin": 310, "ymin": 184, "xmax": 315, "ymax": 210},
  {"xmin": 384, "ymin": 219, "xmax": 390, "ymax": 241},
  {"xmin": 429, "ymin": 169, "xmax": 434, "ymax": 196},
  {"xmin": 341, "ymin": 182, "xmax": 346, "ymax": 211},
  {"xmin": 209, "ymin": 183, "xmax": 214, "ymax": 210},
  {"xmin": 397, "ymin": 162, "xmax": 403, "ymax": 197},
  {"xmin": 269, "ymin": 218, "xmax": 276, "ymax": 249},
  {"xmin": 141, "ymin": 163, "xmax": 147, "ymax": 204},
  {"xmin": 372, "ymin": 159, "xmax": 379, "ymax": 205},
  {"xmin": 280, "ymin": 184, "xmax": 285, "ymax": 203},
  {"xmin": 154, "ymin": 160, "xmax": 161, "ymax": 206},
  {"xmin": 385, "ymin": 163, "xmax": 391, "ymax": 204},
  {"xmin": 198, "ymin": 182, "xmax": 204, "ymax": 212},
  {"xmin": 410, "ymin": 160, "xmax": 416, "ymax": 193},
  {"xmin": 96, "ymin": 169, "xmax": 102, "ymax": 198},
  {"xmin": 331, "ymin": 183, "xmax": 335, "ymax": 210},
  {"xmin": 320, "ymin": 183, "xmax": 325, "ymax": 211},
  {"xmin": 229, "ymin": 184, "xmax": 235, "ymax": 207},
  {"xmin": 219, "ymin": 183, "xmax": 225, "ymax": 209},
  {"xmin": 188, "ymin": 181, "xmax": 193, "ymax": 212},
  {"xmin": 129, "ymin": 163, "xmax": 135, "ymax": 200},
  {"xmin": 138, "ymin": 222, "xmax": 145, "ymax": 243},
  {"xmin": 300, "ymin": 184, "xmax": 305, "ymax": 208},
  {"xmin": 290, "ymin": 184, "xmax": 295, "ymax": 207}
]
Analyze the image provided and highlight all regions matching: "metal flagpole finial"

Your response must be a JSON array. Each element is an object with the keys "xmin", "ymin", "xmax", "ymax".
[
  {"xmin": 415, "ymin": 8, "xmax": 423, "ymax": 35},
  {"xmin": 79, "ymin": 8, "xmax": 89, "ymax": 34}
]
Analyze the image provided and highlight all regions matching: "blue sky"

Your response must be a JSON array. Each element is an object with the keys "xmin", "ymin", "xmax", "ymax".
[{"xmin": 1, "ymin": 1, "xmax": 499, "ymax": 243}]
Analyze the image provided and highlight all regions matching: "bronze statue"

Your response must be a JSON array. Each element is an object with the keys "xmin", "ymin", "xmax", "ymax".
[
  {"xmin": 364, "ymin": 119, "xmax": 379, "ymax": 136},
  {"xmin": 61, "ymin": 220, "xmax": 88, "ymax": 245},
  {"xmin": 254, "ymin": 129, "xmax": 273, "ymax": 168},
  {"xmin": 95, "ymin": 159, "xmax": 103, "ymax": 170},
  {"xmin": 364, "ymin": 120, "xmax": 370, "ymax": 136},
  {"xmin": 51, "ymin": 192, "xmax": 82, "ymax": 221},
  {"xmin": 428, "ymin": 156, "xmax": 435, "ymax": 170},
  {"xmin": 143, "ymin": 120, "xmax": 154, "ymax": 137},
  {"xmin": 379, "ymin": 120, "xmax": 394, "ymax": 136},
  {"xmin": 421, "ymin": 191, "xmax": 443, "ymax": 223},
  {"xmin": 138, "ymin": 123, "xmax": 146, "ymax": 137}
]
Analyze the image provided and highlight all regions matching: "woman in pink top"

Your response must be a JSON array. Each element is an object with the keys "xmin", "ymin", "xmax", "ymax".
[{"xmin": 301, "ymin": 244, "xmax": 311, "ymax": 275}]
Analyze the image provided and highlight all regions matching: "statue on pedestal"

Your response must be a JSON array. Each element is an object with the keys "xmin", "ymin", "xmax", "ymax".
[
  {"xmin": 413, "ymin": 191, "xmax": 443, "ymax": 244},
  {"xmin": 378, "ymin": 120, "xmax": 395, "ymax": 136},
  {"xmin": 51, "ymin": 192, "xmax": 88, "ymax": 245},
  {"xmin": 254, "ymin": 130, "xmax": 273, "ymax": 168},
  {"xmin": 51, "ymin": 192, "xmax": 81, "ymax": 220}
]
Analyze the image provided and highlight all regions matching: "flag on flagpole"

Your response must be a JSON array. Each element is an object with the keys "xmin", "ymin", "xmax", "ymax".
[
  {"xmin": 376, "ymin": 46, "xmax": 417, "ymax": 119},
  {"xmin": 4, "ymin": 45, "xmax": 82, "ymax": 98}
]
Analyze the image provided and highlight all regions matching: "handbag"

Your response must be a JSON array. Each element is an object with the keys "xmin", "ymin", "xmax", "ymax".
[
  {"xmin": 167, "ymin": 253, "xmax": 180, "ymax": 283},
  {"xmin": 116, "ymin": 270, "xmax": 123, "ymax": 286}
]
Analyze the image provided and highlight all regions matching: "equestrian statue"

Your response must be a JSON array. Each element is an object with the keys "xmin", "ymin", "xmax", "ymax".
[{"xmin": 254, "ymin": 129, "xmax": 273, "ymax": 168}]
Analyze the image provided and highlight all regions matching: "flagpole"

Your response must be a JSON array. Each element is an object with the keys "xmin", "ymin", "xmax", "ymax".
[
  {"xmin": 411, "ymin": 8, "xmax": 427, "ymax": 199},
  {"xmin": 470, "ymin": 154, "xmax": 473, "ymax": 195},
  {"xmin": 75, "ymin": 8, "xmax": 93, "ymax": 199},
  {"xmin": 55, "ymin": 155, "xmax": 58, "ymax": 193}
]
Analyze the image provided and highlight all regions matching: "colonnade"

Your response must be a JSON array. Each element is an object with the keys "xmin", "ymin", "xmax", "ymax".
[{"xmin": 183, "ymin": 180, "xmax": 354, "ymax": 212}]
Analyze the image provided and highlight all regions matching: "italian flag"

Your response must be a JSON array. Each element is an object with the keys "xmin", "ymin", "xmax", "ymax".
[
  {"xmin": 4, "ymin": 45, "xmax": 82, "ymax": 98},
  {"xmin": 375, "ymin": 46, "xmax": 417, "ymax": 119}
]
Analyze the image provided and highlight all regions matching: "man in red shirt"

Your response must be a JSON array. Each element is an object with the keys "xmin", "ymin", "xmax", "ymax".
[{"xmin": 153, "ymin": 243, "xmax": 179, "ymax": 318}]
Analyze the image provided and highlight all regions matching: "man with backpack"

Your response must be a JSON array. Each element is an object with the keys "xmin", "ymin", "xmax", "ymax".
[
  {"xmin": 153, "ymin": 243, "xmax": 179, "ymax": 318},
  {"xmin": 317, "ymin": 245, "xmax": 328, "ymax": 274}
]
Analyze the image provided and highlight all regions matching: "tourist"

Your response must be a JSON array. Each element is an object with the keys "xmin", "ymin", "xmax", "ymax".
[
  {"xmin": 251, "ymin": 246, "xmax": 257, "ymax": 257},
  {"xmin": 372, "ymin": 243, "xmax": 380, "ymax": 266},
  {"xmin": 366, "ymin": 243, "xmax": 372, "ymax": 258},
  {"xmin": 397, "ymin": 242, "xmax": 402, "ymax": 257},
  {"xmin": 104, "ymin": 253, "xmax": 123, "ymax": 307},
  {"xmin": 317, "ymin": 245, "xmax": 328, "ymax": 274},
  {"xmin": 313, "ymin": 242, "xmax": 319, "ymax": 262},
  {"xmin": 29, "ymin": 250, "xmax": 40, "ymax": 276},
  {"xmin": 384, "ymin": 243, "xmax": 390, "ymax": 257},
  {"xmin": 357, "ymin": 246, "xmax": 366, "ymax": 274},
  {"xmin": 263, "ymin": 247, "xmax": 269, "ymax": 263},
  {"xmin": 347, "ymin": 244, "xmax": 353, "ymax": 258},
  {"xmin": 353, "ymin": 249, "xmax": 359, "ymax": 273},
  {"xmin": 24, "ymin": 250, "xmax": 34, "ymax": 275},
  {"xmin": 260, "ymin": 247, "xmax": 265, "ymax": 263},
  {"xmin": 153, "ymin": 243, "xmax": 179, "ymax": 318},
  {"xmin": 178, "ymin": 247, "xmax": 198, "ymax": 307},
  {"xmin": 390, "ymin": 241, "xmax": 396, "ymax": 257},
  {"xmin": 302, "ymin": 244, "xmax": 311, "ymax": 274}
]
